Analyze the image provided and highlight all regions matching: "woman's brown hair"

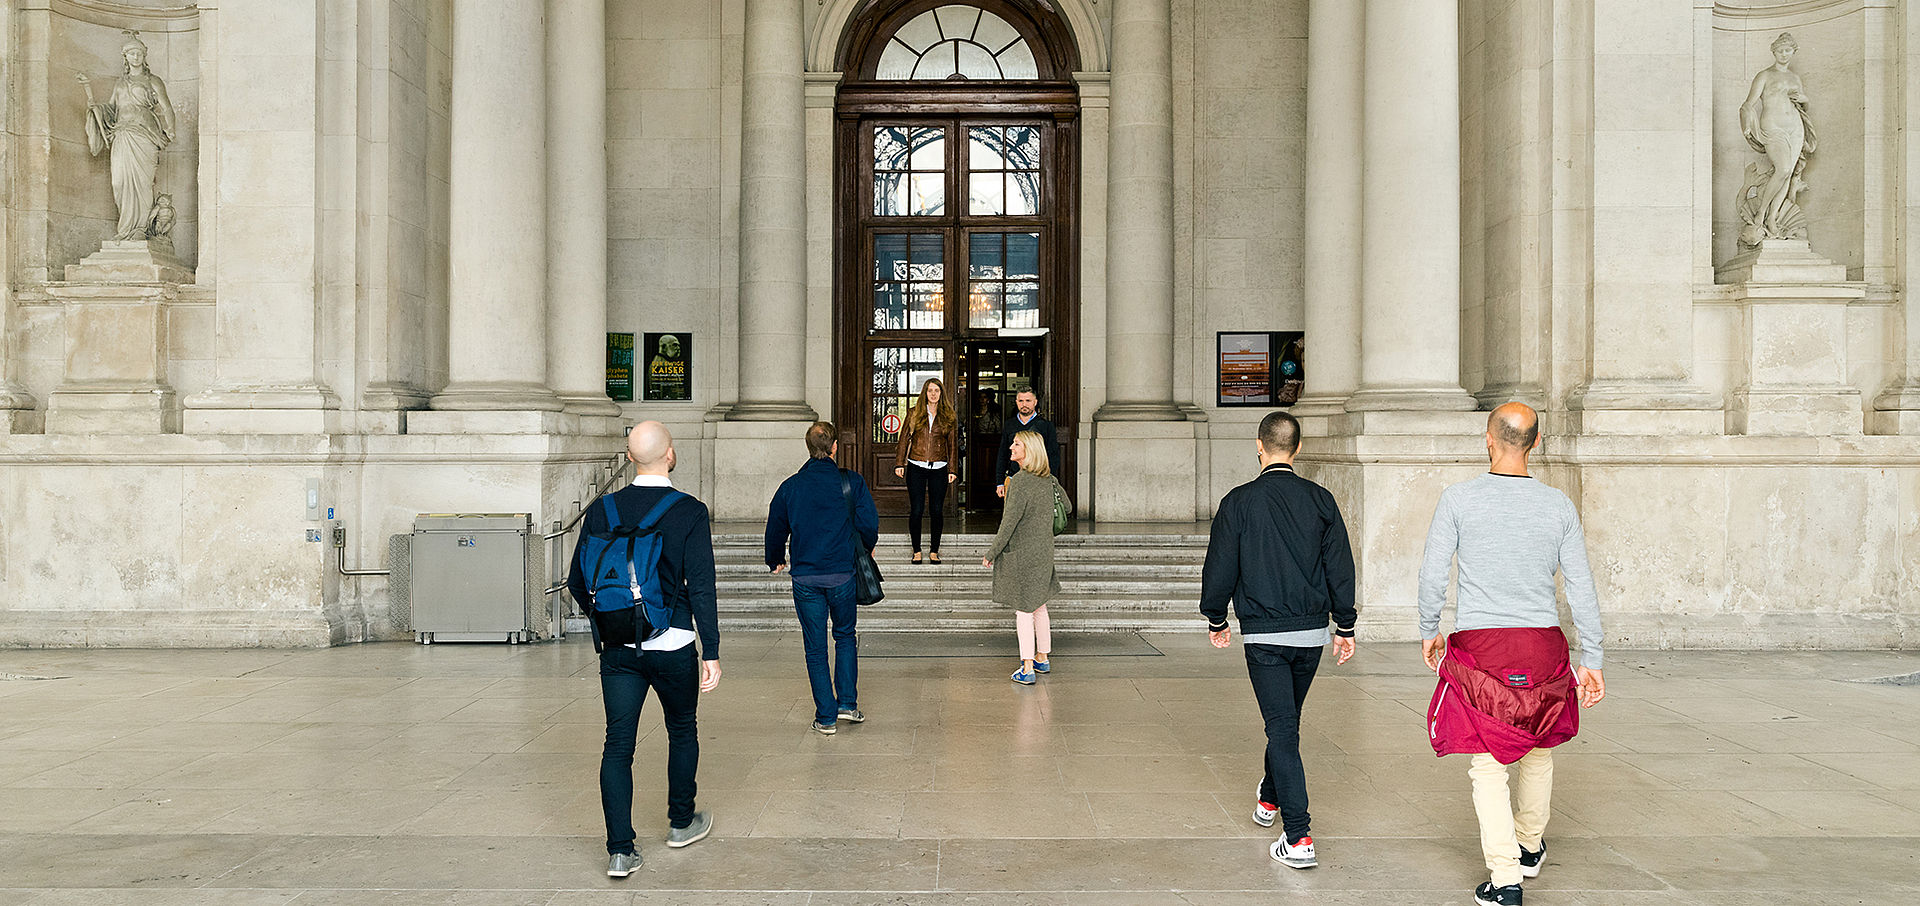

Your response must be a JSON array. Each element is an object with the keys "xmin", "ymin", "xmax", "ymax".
[{"xmin": 904, "ymin": 377, "xmax": 956, "ymax": 437}]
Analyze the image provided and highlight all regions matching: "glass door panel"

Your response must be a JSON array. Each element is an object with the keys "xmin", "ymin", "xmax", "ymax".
[{"xmin": 872, "ymin": 233, "xmax": 946, "ymax": 330}]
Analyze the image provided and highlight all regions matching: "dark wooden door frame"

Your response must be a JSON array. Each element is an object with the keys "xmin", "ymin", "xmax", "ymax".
[{"xmin": 832, "ymin": 94, "xmax": 1080, "ymax": 514}]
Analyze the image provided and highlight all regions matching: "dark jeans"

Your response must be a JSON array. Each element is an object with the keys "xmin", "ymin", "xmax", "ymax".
[
  {"xmin": 600, "ymin": 644, "xmax": 700, "ymax": 855},
  {"xmin": 1246, "ymin": 642, "xmax": 1323, "ymax": 844},
  {"xmin": 793, "ymin": 578, "xmax": 858, "ymax": 723},
  {"xmin": 904, "ymin": 463, "xmax": 948, "ymax": 552}
]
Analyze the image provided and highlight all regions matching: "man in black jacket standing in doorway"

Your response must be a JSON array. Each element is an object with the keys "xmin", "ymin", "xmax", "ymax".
[
  {"xmin": 1200, "ymin": 410, "xmax": 1357, "ymax": 871},
  {"xmin": 995, "ymin": 386, "xmax": 1061, "ymax": 498}
]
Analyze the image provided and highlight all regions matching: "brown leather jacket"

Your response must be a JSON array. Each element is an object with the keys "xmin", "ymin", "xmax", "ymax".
[{"xmin": 896, "ymin": 413, "xmax": 956, "ymax": 467}]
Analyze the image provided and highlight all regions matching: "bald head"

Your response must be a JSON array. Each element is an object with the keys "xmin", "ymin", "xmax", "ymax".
[
  {"xmin": 1487, "ymin": 403, "xmax": 1539, "ymax": 451},
  {"xmin": 627, "ymin": 421, "xmax": 673, "ymax": 473}
]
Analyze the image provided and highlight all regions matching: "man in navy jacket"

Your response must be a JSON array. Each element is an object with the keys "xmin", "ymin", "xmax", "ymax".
[{"xmin": 765, "ymin": 421, "xmax": 880, "ymax": 735}]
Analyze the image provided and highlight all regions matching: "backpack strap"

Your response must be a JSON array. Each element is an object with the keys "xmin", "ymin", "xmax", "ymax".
[{"xmin": 636, "ymin": 489, "xmax": 686, "ymax": 532}]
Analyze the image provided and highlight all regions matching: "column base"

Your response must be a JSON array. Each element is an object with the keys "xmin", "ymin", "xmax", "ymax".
[
  {"xmin": 46, "ymin": 386, "xmax": 179, "ymax": 434},
  {"xmin": 0, "ymin": 385, "xmax": 39, "ymax": 435},
  {"xmin": 183, "ymin": 387, "xmax": 342, "ymax": 434},
  {"xmin": 1089, "ymin": 419, "xmax": 1199, "ymax": 522},
  {"xmin": 407, "ymin": 409, "xmax": 576, "ymax": 434},
  {"xmin": 1566, "ymin": 381, "xmax": 1723, "ymax": 435},
  {"xmin": 708, "ymin": 419, "xmax": 817, "ymax": 520},
  {"xmin": 1869, "ymin": 384, "xmax": 1920, "ymax": 435},
  {"xmin": 1288, "ymin": 393, "xmax": 1350, "ymax": 418},
  {"xmin": 1473, "ymin": 383, "xmax": 1548, "ymax": 411},
  {"xmin": 1329, "ymin": 408, "xmax": 1487, "ymax": 436},
  {"xmin": 430, "ymin": 382, "xmax": 566, "ymax": 413},
  {"xmin": 1093, "ymin": 401, "xmax": 1188, "ymax": 422},
  {"xmin": 1342, "ymin": 386, "xmax": 1477, "ymax": 413},
  {"xmin": 724, "ymin": 400, "xmax": 819, "ymax": 422},
  {"xmin": 558, "ymin": 393, "xmax": 624, "ymax": 417},
  {"xmin": 1728, "ymin": 386, "xmax": 1862, "ymax": 436}
]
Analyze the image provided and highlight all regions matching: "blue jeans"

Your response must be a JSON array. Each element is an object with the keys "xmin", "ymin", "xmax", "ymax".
[
  {"xmin": 1246, "ymin": 643, "xmax": 1323, "ymax": 844},
  {"xmin": 793, "ymin": 578, "xmax": 858, "ymax": 723},
  {"xmin": 600, "ymin": 644, "xmax": 700, "ymax": 855}
]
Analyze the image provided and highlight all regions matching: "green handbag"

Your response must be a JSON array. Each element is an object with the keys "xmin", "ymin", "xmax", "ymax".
[{"xmin": 1051, "ymin": 479, "xmax": 1072, "ymax": 535}]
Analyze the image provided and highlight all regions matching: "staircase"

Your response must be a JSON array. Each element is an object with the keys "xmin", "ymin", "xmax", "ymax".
[{"xmin": 715, "ymin": 531, "xmax": 1209, "ymax": 631}]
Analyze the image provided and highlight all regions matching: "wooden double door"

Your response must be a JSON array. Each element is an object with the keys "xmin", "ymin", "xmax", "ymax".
[{"xmin": 833, "ymin": 103, "xmax": 1080, "ymax": 516}]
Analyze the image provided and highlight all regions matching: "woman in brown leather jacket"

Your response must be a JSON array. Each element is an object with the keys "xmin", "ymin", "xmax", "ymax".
[{"xmin": 894, "ymin": 377, "xmax": 958, "ymax": 563}]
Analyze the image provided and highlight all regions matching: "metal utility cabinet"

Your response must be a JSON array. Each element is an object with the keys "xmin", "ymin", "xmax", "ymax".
[{"xmin": 409, "ymin": 513, "xmax": 543, "ymax": 644}]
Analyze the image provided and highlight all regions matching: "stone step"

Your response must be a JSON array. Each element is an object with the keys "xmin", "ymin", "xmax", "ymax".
[{"xmin": 716, "ymin": 598, "xmax": 1201, "ymax": 632}]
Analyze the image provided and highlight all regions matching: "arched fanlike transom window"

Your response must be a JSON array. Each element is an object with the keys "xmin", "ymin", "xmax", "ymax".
[{"xmin": 875, "ymin": 5, "xmax": 1039, "ymax": 80}]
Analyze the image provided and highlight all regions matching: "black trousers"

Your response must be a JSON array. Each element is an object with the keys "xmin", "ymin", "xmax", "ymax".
[
  {"xmin": 1246, "ymin": 642, "xmax": 1323, "ymax": 843},
  {"xmin": 599, "ymin": 644, "xmax": 700, "ymax": 855},
  {"xmin": 904, "ymin": 463, "xmax": 948, "ymax": 552}
]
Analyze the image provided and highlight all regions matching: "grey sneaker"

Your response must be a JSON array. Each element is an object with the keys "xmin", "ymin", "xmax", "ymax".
[
  {"xmin": 837, "ymin": 708, "xmax": 865, "ymax": 723},
  {"xmin": 666, "ymin": 810, "xmax": 711, "ymax": 848},
  {"xmin": 607, "ymin": 851, "xmax": 641, "ymax": 877},
  {"xmin": 811, "ymin": 719, "xmax": 837, "ymax": 735}
]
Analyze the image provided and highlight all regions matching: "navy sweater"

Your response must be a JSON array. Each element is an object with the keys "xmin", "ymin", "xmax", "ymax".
[
  {"xmin": 1200, "ymin": 464, "xmax": 1358, "ymax": 636},
  {"xmin": 567, "ymin": 484, "xmax": 719, "ymax": 658},
  {"xmin": 765, "ymin": 458, "xmax": 880, "ymax": 577}
]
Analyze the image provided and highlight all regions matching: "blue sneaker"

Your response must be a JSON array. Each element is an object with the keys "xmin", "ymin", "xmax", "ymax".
[
  {"xmin": 1011, "ymin": 667, "xmax": 1036, "ymax": 685},
  {"xmin": 1032, "ymin": 658, "xmax": 1050, "ymax": 674}
]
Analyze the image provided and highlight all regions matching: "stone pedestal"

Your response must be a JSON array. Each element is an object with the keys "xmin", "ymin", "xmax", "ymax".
[
  {"xmin": 707, "ymin": 418, "xmax": 817, "ymax": 521},
  {"xmin": 1090, "ymin": 420, "xmax": 1199, "ymax": 522},
  {"xmin": 1716, "ymin": 241, "xmax": 1864, "ymax": 436},
  {"xmin": 65, "ymin": 240, "xmax": 193, "ymax": 285},
  {"xmin": 43, "ymin": 281, "xmax": 181, "ymax": 434}
]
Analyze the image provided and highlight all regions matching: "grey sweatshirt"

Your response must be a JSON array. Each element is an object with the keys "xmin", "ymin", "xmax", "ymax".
[{"xmin": 1417, "ymin": 473, "xmax": 1604, "ymax": 669}]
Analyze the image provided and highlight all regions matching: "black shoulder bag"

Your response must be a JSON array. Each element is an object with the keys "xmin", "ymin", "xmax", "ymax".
[{"xmin": 839, "ymin": 469, "xmax": 885, "ymax": 605}]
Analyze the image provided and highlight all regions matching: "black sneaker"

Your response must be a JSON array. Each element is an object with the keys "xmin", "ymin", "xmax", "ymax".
[
  {"xmin": 1474, "ymin": 881, "xmax": 1522, "ymax": 906},
  {"xmin": 1519, "ymin": 841, "xmax": 1544, "ymax": 879}
]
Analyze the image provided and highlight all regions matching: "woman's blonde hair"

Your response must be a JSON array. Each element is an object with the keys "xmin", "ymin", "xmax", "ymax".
[{"xmin": 1014, "ymin": 430, "xmax": 1051, "ymax": 478}]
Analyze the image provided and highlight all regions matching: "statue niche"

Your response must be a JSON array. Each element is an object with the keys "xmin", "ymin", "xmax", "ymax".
[
  {"xmin": 68, "ymin": 29, "xmax": 189, "ymax": 285},
  {"xmin": 1734, "ymin": 32, "xmax": 1815, "ymax": 250}
]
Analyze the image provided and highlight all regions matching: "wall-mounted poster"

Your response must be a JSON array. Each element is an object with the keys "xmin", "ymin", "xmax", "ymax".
[
  {"xmin": 643, "ymin": 332, "xmax": 692, "ymax": 401},
  {"xmin": 1216, "ymin": 331, "xmax": 1306, "ymax": 407},
  {"xmin": 606, "ymin": 333, "xmax": 634, "ymax": 402}
]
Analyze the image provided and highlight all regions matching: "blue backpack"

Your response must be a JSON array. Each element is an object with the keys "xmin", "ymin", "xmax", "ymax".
[{"xmin": 581, "ymin": 490, "xmax": 685, "ymax": 643}]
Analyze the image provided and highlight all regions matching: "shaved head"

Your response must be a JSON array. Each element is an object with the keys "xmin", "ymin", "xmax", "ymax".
[
  {"xmin": 1487, "ymin": 403, "xmax": 1539, "ymax": 450},
  {"xmin": 627, "ymin": 421, "xmax": 673, "ymax": 469}
]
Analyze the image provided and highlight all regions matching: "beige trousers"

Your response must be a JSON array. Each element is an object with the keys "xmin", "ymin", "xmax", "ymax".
[{"xmin": 1468, "ymin": 747, "xmax": 1553, "ymax": 886}]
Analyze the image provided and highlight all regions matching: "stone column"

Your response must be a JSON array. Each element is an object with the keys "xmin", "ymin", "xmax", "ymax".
[
  {"xmin": 545, "ymin": 0, "xmax": 620, "ymax": 424},
  {"xmin": 1565, "ymin": 0, "xmax": 1718, "ymax": 433},
  {"xmin": 1096, "ymin": 0, "xmax": 1181, "ymax": 421},
  {"xmin": 1871, "ymin": 7, "xmax": 1920, "ymax": 432},
  {"xmin": 423, "ymin": 0, "xmax": 563, "ymax": 427},
  {"xmin": 729, "ymin": 0, "xmax": 815, "ymax": 421},
  {"xmin": 1089, "ymin": 0, "xmax": 1196, "ymax": 522},
  {"xmin": 1344, "ymin": 0, "xmax": 1475, "ymax": 414},
  {"xmin": 1292, "ymin": 0, "xmax": 1363, "ymax": 419}
]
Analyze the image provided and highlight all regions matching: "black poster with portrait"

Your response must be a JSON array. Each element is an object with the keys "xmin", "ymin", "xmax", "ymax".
[
  {"xmin": 1216, "ymin": 331, "xmax": 1305, "ymax": 407},
  {"xmin": 643, "ymin": 332, "xmax": 692, "ymax": 402}
]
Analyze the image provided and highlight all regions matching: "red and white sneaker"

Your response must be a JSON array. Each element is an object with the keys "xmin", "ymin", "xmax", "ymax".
[
  {"xmin": 1270, "ymin": 834, "xmax": 1317, "ymax": 869},
  {"xmin": 1253, "ymin": 785, "xmax": 1278, "ymax": 828}
]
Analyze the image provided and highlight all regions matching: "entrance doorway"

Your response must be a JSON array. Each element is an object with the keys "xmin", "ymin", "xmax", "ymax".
[{"xmin": 832, "ymin": 1, "xmax": 1082, "ymax": 517}]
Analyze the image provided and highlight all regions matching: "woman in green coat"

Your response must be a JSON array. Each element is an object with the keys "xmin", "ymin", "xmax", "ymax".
[{"xmin": 982, "ymin": 430, "xmax": 1063, "ymax": 684}]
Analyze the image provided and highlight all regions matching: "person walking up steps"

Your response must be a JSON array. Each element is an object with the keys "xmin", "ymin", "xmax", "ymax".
[
  {"xmin": 1418, "ymin": 402, "xmax": 1606, "ymax": 906},
  {"xmin": 983, "ymin": 430, "xmax": 1063, "ymax": 685},
  {"xmin": 1200, "ymin": 411, "xmax": 1356, "ymax": 870}
]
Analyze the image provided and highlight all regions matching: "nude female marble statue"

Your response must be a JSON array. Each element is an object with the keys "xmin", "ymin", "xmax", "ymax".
[
  {"xmin": 77, "ymin": 32, "xmax": 177, "ymax": 242},
  {"xmin": 1737, "ymin": 32, "xmax": 1815, "ymax": 245}
]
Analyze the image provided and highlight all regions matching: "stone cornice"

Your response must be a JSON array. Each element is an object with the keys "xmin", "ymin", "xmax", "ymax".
[{"xmin": 47, "ymin": 0, "xmax": 201, "ymax": 32}]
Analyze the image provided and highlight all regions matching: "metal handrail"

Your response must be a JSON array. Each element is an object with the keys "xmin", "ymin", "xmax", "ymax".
[{"xmin": 542, "ymin": 451, "xmax": 632, "ymax": 605}]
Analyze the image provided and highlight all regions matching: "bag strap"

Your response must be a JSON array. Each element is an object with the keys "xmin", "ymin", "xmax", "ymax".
[
  {"xmin": 839, "ymin": 469, "xmax": 862, "ymax": 560},
  {"xmin": 635, "ymin": 489, "xmax": 686, "ymax": 532}
]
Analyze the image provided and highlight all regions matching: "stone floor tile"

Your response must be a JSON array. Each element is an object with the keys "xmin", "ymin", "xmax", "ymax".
[
  {"xmin": 1730, "ymin": 788, "xmax": 1920, "ymax": 835},
  {"xmin": 1552, "ymin": 790, "xmax": 1805, "ymax": 837},
  {"xmin": 398, "ymin": 789, "xmax": 575, "ymax": 836},
  {"xmin": 141, "ymin": 752, "xmax": 349, "ymax": 790},
  {"xmin": 0, "ymin": 789, "xmax": 138, "ymax": 833},
  {"xmin": 1058, "ymin": 754, "xmax": 1228, "ymax": 792},
  {"xmin": 1085, "ymin": 791, "xmax": 1244, "ymax": 837},
  {"xmin": 98, "ymin": 721, "xmax": 303, "ymax": 754},
  {"xmin": 513, "ymin": 722, "xmax": 606, "ymax": 754},
  {"xmin": 1708, "ymin": 720, "xmax": 1914, "ymax": 754},
  {"xmin": 198, "ymin": 789, "xmax": 451, "ymax": 835},
  {"xmin": 62, "ymin": 789, "xmax": 254, "ymax": 834},
  {"xmin": 928, "ymin": 754, "xmax": 1066, "ymax": 791},
  {"xmin": 901, "ymin": 791, "xmax": 1098, "ymax": 838},
  {"xmin": 1581, "ymin": 722, "xmax": 1759, "ymax": 755},
  {"xmin": 441, "ymin": 698, "xmax": 575, "ymax": 724},
  {"xmin": 1618, "ymin": 753, "xmax": 1874, "ymax": 791},
  {"xmin": 1603, "ymin": 835, "xmax": 1920, "ymax": 894},
  {"xmin": 1055, "ymin": 722, "xmax": 1188, "ymax": 755},
  {"xmin": 312, "ymin": 751, "xmax": 491, "ymax": 791},
  {"xmin": 286, "ymin": 892, "xmax": 565, "ymax": 906},
  {"xmin": 0, "ymin": 834, "xmax": 274, "ymax": 888},
  {"xmin": 750, "ymin": 790, "xmax": 907, "ymax": 838},
  {"xmin": 17, "ymin": 891, "xmax": 305, "ymax": 905},
  {"xmin": 738, "ymin": 753, "xmax": 934, "ymax": 791},
  {"xmin": 9, "ymin": 750, "xmax": 205, "ymax": 790}
]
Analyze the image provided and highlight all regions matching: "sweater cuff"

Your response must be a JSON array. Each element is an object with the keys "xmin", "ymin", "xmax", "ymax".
[
  {"xmin": 1206, "ymin": 618, "xmax": 1230, "ymax": 632},
  {"xmin": 1332, "ymin": 625, "xmax": 1355, "ymax": 638}
]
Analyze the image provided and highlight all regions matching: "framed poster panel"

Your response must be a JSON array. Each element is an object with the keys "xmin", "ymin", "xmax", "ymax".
[
  {"xmin": 606, "ymin": 333, "xmax": 634, "ymax": 402},
  {"xmin": 642, "ymin": 332, "xmax": 692, "ymax": 402},
  {"xmin": 1216, "ymin": 331, "xmax": 1306, "ymax": 407}
]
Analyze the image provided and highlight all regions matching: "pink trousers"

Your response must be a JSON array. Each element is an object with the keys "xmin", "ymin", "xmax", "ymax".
[{"xmin": 1015, "ymin": 606, "xmax": 1052, "ymax": 662}]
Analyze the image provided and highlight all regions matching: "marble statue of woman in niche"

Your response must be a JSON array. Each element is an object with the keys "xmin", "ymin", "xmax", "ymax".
[
  {"xmin": 1736, "ymin": 32, "xmax": 1816, "ymax": 247},
  {"xmin": 77, "ymin": 31, "xmax": 177, "ymax": 243}
]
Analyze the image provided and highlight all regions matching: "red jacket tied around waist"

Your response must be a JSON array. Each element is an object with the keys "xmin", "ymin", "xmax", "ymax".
[{"xmin": 1427, "ymin": 626, "xmax": 1579, "ymax": 764}]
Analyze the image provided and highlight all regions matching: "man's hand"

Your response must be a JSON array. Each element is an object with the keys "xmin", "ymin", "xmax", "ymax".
[
  {"xmin": 700, "ymin": 659, "xmax": 722, "ymax": 692},
  {"xmin": 1575, "ymin": 666, "xmax": 1604, "ymax": 708},
  {"xmin": 1332, "ymin": 635, "xmax": 1355, "ymax": 665},
  {"xmin": 771, "ymin": 563, "xmax": 787, "ymax": 574},
  {"xmin": 996, "ymin": 483, "xmax": 1007, "ymax": 498},
  {"xmin": 1421, "ymin": 636, "xmax": 1446, "ymax": 673},
  {"xmin": 1208, "ymin": 626, "xmax": 1231, "ymax": 648}
]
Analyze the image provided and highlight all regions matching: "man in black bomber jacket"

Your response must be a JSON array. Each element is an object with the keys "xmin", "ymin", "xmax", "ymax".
[{"xmin": 1200, "ymin": 411, "xmax": 1357, "ymax": 871}]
